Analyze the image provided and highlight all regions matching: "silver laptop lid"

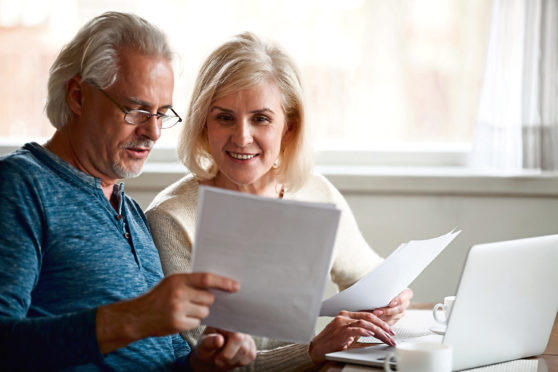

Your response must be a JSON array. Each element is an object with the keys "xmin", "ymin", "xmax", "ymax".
[{"xmin": 445, "ymin": 234, "xmax": 558, "ymax": 370}]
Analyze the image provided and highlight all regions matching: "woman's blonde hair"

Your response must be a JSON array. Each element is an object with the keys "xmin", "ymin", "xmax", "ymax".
[{"xmin": 177, "ymin": 32, "xmax": 313, "ymax": 192}]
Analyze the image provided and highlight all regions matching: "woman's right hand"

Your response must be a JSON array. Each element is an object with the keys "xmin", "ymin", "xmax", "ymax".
[
  {"xmin": 308, "ymin": 310, "xmax": 396, "ymax": 365},
  {"xmin": 190, "ymin": 327, "xmax": 256, "ymax": 371}
]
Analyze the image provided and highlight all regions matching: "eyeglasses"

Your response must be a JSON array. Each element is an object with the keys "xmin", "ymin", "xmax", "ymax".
[{"xmin": 88, "ymin": 82, "xmax": 182, "ymax": 129}]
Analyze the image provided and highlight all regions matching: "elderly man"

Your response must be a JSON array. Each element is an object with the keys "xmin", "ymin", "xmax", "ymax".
[{"xmin": 0, "ymin": 12, "xmax": 255, "ymax": 371}]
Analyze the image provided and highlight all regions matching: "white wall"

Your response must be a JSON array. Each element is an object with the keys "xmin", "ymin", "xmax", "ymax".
[
  {"xmin": 125, "ymin": 165, "xmax": 558, "ymax": 304},
  {"xmin": 343, "ymin": 191, "xmax": 558, "ymax": 302}
]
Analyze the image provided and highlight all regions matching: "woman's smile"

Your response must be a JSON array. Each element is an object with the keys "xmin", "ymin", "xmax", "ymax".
[
  {"xmin": 227, "ymin": 151, "xmax": 259, "ymax": 161},
  {"xmin": 206, "ymin": 80, "xmax": 288, "ymax": 196}
]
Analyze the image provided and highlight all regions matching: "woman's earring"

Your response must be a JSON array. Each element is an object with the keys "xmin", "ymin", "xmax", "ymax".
[{"xmin": 273, "ymin": 159, "xmax": 279, "ymax": 168}]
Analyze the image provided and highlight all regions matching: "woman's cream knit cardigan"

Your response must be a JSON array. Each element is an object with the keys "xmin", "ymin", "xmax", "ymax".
[{"xmin": 146, "ymin": 173, "xmax": 383, "ymax": 372}]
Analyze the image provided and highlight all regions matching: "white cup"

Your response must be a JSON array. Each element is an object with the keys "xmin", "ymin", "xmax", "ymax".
[
  {"xmin": 384, "ymin": 342, "xmax": 452, "ymax": 372},
  {"xmin": 432, "ymin": 296, "xmax": 456, "ymax": 325}
]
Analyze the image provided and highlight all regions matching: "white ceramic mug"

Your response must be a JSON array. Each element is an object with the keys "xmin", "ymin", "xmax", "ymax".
[
  {"xmin": 432, "ymin": 295, "xmax": 456, "ymax": 325},
  {"xmin": 384, "ymin": 342, "xmax": 452, "ymax": 372}
]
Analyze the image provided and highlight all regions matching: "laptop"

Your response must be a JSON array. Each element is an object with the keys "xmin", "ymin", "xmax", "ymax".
[{"xmin": 326, "ymin": 234, "xmax": 558, "ymax": 370}]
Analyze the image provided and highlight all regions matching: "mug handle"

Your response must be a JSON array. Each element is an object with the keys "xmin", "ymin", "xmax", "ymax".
[
  {"xmin": 433, "ymin": 303, "xmax": 447, "ymax": 324},
  {"xmin": 384, "ymin": 351, "xmax": 396, "ymax": 371}
]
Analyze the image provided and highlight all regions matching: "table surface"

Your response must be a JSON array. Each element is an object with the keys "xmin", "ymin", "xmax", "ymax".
[{"xmin": 319, "ymin": 303, "xmax": 558, "ymax": 371}]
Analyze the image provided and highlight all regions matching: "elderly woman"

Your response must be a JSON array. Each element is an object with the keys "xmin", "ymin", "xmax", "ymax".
[{"xmin": 146, "ymin": 32, "xmax": 412, "ymax": 371}]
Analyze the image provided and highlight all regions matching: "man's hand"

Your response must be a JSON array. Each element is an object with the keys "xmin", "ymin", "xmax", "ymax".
[
  {"xmin": 95, "ymin": 272, "xmax": 239, "ymax": 354},
  {"xmin": 189, "ymin": 327, "xmax": 257, "ymax": 371}
]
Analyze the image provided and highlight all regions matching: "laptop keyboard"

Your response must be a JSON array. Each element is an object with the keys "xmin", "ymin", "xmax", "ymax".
[{"xmin": 358, "ymin": 326, "xmax": 435, "ymax": 344}]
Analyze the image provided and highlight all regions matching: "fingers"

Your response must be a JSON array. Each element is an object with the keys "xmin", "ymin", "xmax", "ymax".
[
  {"xmin": 341, "ymin": 311, "xmax": 396, "ymax": 345},
  {"xmin": 132, "ymin": 273, "xmax": 239, "ymax": 340},
  {"xmin": 186, "ymin": 287, "xmax": 216, "ymax": 307},
  {"xmin": 347, "ymin": 321, "xmax": 396, "ymax": 346},
  {"xmin": 218, "ymin": 338, "xmax": 242, "ymax": 363},
  {"xmin": 372, "ymin": 288, "xmax": 413, "ymax": 323},
  {"xmin": 198, "ymin": 333, "xmax": 225, "ymax": 354},
  {"xmin": 373, "ymin": 305, "xmax": 404, "ymax": 318},
  {"xmin": 401, "ymin": 288, "xmax": 414, "ymax": 299},
  {"xmin": 196, "ymin": 330, "xmax": 256, "ymax": 370},
  {"xmin": 181, "ymin": 301, "xmax": 211, "ymax": 321},
  {"xmin": 194, "ymin": 333, "xmax": 226, "ymax": 368},
  {"xmin": 392, "ymin": 288, "xmax": 413, "ymax": 306},
  {"xmin": 309, "ymin": 310, "xmax": 397, "ymax": 364},
  {"xmin": 340, "ymin": 311, "xmax": 394, "ymax": 335},
  {"xmin": 183, "ymin": 272, "xmax": 240, "ymax": 293},
  {"xmin": 160, "ymin": 274, "xmax": 216, "ymax": 308},
  {"xmin": 142, "ymin": 274, "xmax": 235, "ymax": 334},
  {"xmin": 372, "ymin": 306, "xmax": 406, "ymax": 326},
  {"xmin": 215, "ymin": 333, "xmax": 249, "ymax": 367},
  {"xmin": 203, "ymin": 326, "xmax": 220, "ymax": 335}
]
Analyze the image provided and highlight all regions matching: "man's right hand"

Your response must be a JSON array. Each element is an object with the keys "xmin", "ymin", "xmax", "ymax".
[{"xmin": 95, "ymin": 272, "xmax": 239, "ymax": 354}]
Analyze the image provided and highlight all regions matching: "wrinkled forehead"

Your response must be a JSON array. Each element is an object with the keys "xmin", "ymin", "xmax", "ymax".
[{"xmin": 112, "ymin": 49, "xmax": 175, "ymax": 103}]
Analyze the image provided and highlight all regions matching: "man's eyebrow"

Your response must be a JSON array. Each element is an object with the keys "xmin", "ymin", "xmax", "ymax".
[{"xmin": 126, "ymin": 97, "xmax": 173, "ymax": 110}]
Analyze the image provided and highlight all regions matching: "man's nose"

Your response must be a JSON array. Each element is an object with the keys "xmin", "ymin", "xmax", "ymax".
[{"xmin": 137, "ymin": 115, "xmax": 162, "ymax": 142}]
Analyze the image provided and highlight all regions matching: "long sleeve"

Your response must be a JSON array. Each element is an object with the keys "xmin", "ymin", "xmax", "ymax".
[
  {"xmin": 0, "ymin": 310, "xmax": 103, "ymax": 370},
  {"xmin": 324, "ymin": 176, "xmax": 383, "ymax": 291},
  {"xmin": 0, "ymin": 161, "xmax": 104, "ymax": 370},
  {"xmin": 232, "ymin": 343, "xmax": 315, "ymax": 372}
]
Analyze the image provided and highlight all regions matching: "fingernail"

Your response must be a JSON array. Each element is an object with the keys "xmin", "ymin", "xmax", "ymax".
[
  {"xmin": 375, "ymin": 310, "xmax": 383, "ymax": 315},
  {"xmin": 367, "ymin": 330, "xmax": 375, "ymax": 337},
  {"xmin": 389, "ymin": 328, "xmax": 396, "ymax": 336},
  {"xmin": 391, "ymin": 300, "xmax": 398, "ymax": 307}
]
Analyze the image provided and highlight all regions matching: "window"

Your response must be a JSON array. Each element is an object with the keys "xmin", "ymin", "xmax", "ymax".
[{"xmin": 0, "ymin": 0, "xmax": 492, "ymax": 161}]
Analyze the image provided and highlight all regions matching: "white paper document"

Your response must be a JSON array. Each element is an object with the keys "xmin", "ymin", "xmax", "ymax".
[
  {"xmin": 320, "ymin": 229, "xmax": 461, "ymax": 316},
  {"xmin": 191, "ymin": 186, "xmax": 341, "ymax": 343}
]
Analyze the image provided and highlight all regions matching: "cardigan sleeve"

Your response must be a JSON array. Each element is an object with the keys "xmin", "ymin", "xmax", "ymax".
[
  {"xmin": 317, "ymin": 174, "xmax": 383, "ymax": 291},
  {"xmin": 147, "ymin": 207, "xmax": 194, "ymax": 275}
]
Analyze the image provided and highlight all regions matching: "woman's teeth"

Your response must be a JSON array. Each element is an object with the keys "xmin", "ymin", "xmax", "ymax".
[{"xmin": 230, "ymin": 153, "xmax": 256, "ymax": 160}]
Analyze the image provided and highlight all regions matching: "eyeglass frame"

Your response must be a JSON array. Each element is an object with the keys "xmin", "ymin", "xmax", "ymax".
[{"xmin": 87, "ymin": 81, "xmax": 182, "ymax": 129}]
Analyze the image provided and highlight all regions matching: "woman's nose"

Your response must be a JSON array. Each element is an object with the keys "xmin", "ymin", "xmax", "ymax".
[{"xmin": 231, "ymin": 119, "xmax": 253, "ymax": 146}]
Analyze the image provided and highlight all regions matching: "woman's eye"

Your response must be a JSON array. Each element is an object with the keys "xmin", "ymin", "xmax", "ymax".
[
  {"xmin": 217, "ymin": 114, "xmax": 233, "ymax": 121},
  {"xmin": 253, "ymin": 115, "xmax": 271, "ymax": 124}
]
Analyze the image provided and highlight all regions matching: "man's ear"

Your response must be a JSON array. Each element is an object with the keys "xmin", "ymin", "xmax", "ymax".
[{"xmin": 66, "ymin": 75, "xmax": 84, "ymax": 116}]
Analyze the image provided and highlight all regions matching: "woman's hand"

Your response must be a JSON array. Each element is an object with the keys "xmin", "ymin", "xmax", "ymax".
[
  {"xmin": 308, "ymin": 310, "xmax": 396, "ymax": 365},
  {"xmin": 372, "ymin": 288, "xmax": 414, "ymax": 325},
  {"xmin": 189, "ymin": 327, "xmax": 257, "ymax": 371}
]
